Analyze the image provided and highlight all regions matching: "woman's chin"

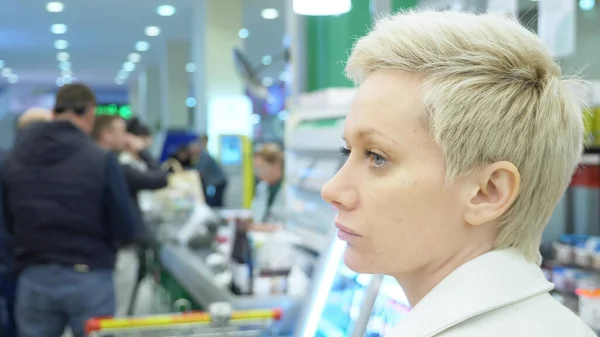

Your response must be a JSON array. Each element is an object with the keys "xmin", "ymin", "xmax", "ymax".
[{"xmin": 343, "ymin": 246, "xmax": 378, "ymax": 274}]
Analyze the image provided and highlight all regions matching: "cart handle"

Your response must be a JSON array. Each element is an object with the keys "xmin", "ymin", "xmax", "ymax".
[{"xmin": 85, "ymin": 308, "xmax": 282, "ymax": 334}]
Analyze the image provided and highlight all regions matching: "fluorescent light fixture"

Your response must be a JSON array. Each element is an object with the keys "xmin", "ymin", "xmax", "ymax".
[
  {"xmin": 46, "ymin": 1, "xmax": 64, "ymax": 13},
  {"xmin": 7, "ymin": 74, "xmax": 18, "ymax": 84},
  {"xmin": 57, "ymin": 52, "xmax": 69, "ymax": 62},
  {"xmin": 51, "ymin": 24, "xmax": 67, "ymax": 34},
  {"xmin": 261, "ymin": 8, "xmax": 279, "ymax": 19},
  {"xmin": 157, "ymin": 5, "xmax": 176, "ymax": 16},
  {"xmin": 123, "ymin": 62, "xmax": 135, "ymax": 72},
  {"xmin": 59, "ymin": 61, "xmax": 71, "ymax": 71},
  {"xmin": 292, "ymin": 0, "xmax": 351, "ymax": 15},
  {"xmin": 1, "ymin": 68, "xmax": 11, "ymax": 77},
  {"xmin": 185, "ymin": 63, "xmax": 196, "ymax": 73},
  {"xmin": 300, "ymin": 239, "xmax": 347, "ymax": 337},
  {"xmin": 238, "ymin": 28, "xmax": 249, "ymax": 39},
  {"xmin": 54, "ymin": 39, "xmax": 68, "ymax": 49},
  {"xmin": 261, "ymin": 55, "xmax": 273, "ymax": 65},
  {"xmin": 145, "ymin": 26, "xmax": 161, "ymax": 37},
  {"xmin": 135, "ymin": 41, "xmax": 150, "ymax": 52},
  {"xmin": 0, "ymin": 60, "xmax": 4, "ymax": 69},
  {"xmin": 580, "ymin": 0, "xmax": 595, "ymax": 10},
  {"xmin": 128, "ymin": 53, "xmax": 141, "ymax": 63}
]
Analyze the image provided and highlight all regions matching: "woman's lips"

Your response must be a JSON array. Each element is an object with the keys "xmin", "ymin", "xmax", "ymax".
[{"xmin": 335, "ymin": 223, "xmax": 362, "ymax": 241}]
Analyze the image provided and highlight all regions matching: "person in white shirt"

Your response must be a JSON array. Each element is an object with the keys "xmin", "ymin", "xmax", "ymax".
[{"xmin": 321, "ymin": 10, "xmax": 595, "ymax": 337}]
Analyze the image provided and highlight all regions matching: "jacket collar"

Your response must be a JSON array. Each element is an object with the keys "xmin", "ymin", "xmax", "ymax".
[{"xmin": 392, "ymin": 249, "xmax": 553, "ymax": 337}]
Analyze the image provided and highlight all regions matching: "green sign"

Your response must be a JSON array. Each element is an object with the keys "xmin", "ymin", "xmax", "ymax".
[{"xmin": 96, "ymin": 104, "xmax": 132, "ymax": 119}]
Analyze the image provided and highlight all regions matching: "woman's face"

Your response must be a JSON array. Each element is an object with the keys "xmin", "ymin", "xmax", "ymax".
[
  {"xmin": 321, "ymin": 70, "xmax": 473, "ymax": 277},
  {"xmin": 254, "ymin": 156, "xmax": 281, "ymax": 184}
]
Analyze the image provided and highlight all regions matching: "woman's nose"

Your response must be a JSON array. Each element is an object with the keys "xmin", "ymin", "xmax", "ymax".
[{"xmin": 321, "ymin": 170, "xmax": 359, "ymax": 211}]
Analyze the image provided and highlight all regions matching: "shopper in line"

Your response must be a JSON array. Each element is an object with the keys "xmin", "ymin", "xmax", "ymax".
[
  {"xmin": 194, "ymin": 135, "xmax": 228, "ymax": 208},
  {"xmin": 321, "ymin": 10, "xmax": 594, "ymax": 337},
  {"xmin": 92, "ymin": 115, "xmax": 167, "ymax": 316},
  {"xmin": 1, "ymin": 84, "xmax": 140, "ymax": 337},
  {"xmin": 0, "ymin": 107, "xmax": 54, "ymax": 337}
]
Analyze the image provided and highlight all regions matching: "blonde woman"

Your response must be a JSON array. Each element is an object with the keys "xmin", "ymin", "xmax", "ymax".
[{"xmin": 321, "ymin": 10, "xmax": 594, "ymax": 337}]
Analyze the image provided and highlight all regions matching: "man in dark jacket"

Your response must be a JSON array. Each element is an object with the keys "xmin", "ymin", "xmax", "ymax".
[
  {"xmin": 0, "ymin": 84, "xmax": 140, "ymax": 337},
  {"xmin": 194, "ymin": 135, "xmax": 228, "ymax": 207},
  {"xmin": 92, "ymin": 114, "xmax": 168, "ymax": 316},
  {"xmin": 0, "ymin": 108, "xmax": 53, "ymax": 337}
]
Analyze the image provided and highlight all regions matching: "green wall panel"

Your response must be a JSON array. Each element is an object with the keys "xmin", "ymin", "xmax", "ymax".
[{"xmin": 305, "ymin": 0, "xmax": 372, "ymax": 92}]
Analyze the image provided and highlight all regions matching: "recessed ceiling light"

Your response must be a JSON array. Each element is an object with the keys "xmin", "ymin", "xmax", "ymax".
[
  {"xmin": 54, "ymin": 39, "xmax": 68, "ymax": 49},
  {"xmin": 238, "ymin": 28, "xmax": 249, "ymax": 39},
  {"xmin": 186, "ymin": 97, "xmax": 197, "ymax": 108},
  {"xmin": 115, "ymin": 78, "xmax": 124, "ymax": 85},
  {"xmin": 1, "ymin": 68, "xmax": 12, "ymax": 77},
  {"xmin": 51, "ymin": 24, "xmax": 67, "ymax": 34},
  {"xmin": 56, "ymin": 77, "xmax": 65, "ymax": 87},
  {"xmin": 7, "ymin": 74, "xmax": 18, "ymax": 84},
  {"xmin": 128, "ymin": 53, "xmax": 141, "ymax": 63},
  {"xmin": 185, "ymin": 63, "xmax": 196, "ymax": 73},
  {"xmin": 46, "ymin": 2, "xmax": 64, "ymax": 13},
  {"xmin": 580, "ymin": 0, "xmax": 595, "ymax": 10},
  {"xmin": 135, "ymin": 41, "xmax": 150, "ymax": 52},
  {"xmin": 0, "ymin": 60, "xmax": 4, "ymax": 69},
  {"xmin": 261, "ymin": 8, "xmax": 279, "ymax": 19},
  {"xmin": 63, "ymin": 76, "xmax": 73, "ymax": 84},
  {"xmin": 123, "ymin": 62, "xmax": 135, "ymax": 72},
  {"xmin": 157, "ymin": 5, "xmax": 176, "ymax": 16},
  {"xmin": 61, "ymin": 69, "xmax": 72, "ymax": 77},
  {"xmin": 261, "ymin": 55, "xmax": 273, "ymax": 65},
  {"xmin": 57, "ymin": 52, "xmax": 69, "ymax": 62},
  {"xmin": 59, "ymin": 61, "xmax": 71, "ymax": 71},
  {"xmin": 118, "ymin": 70, "xmax": 128, "ymax": 79},
  {"xmin": 145, "ymin": 26, "xmax": 161, "ymax": 37}
]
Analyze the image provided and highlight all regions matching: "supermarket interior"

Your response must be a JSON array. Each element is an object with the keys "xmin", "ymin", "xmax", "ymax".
[{"xmin": 1, "ymin": 0, "xmax": 600, "ymax": 336}]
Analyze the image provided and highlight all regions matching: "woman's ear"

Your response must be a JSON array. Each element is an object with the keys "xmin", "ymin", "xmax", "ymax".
[{"xmin": 463, "ymin": 161, "xmax": 520, "ymax": 226}]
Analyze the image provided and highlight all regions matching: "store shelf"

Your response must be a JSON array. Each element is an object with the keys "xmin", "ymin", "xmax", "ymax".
[{"xmin": 581, "ymin": 152, "xmax": 600, "ymax": 165}]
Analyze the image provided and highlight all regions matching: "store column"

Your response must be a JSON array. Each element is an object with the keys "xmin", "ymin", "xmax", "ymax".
[
  {"xmin": 161, "ymin": 40, "xmax": 190, "ymax": 129},
  {"xmin": 143, "ymin": 66, "xmax": 162, "ymax": 131},
  {"xmin": 189, "ymin": 0, "xmax": 247, "ymax": 143}
]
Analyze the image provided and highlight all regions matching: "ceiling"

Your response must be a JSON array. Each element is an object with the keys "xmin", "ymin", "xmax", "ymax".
[{"xmin": 0, "ymin": 0, "xmax": 287, "ymax": 89}]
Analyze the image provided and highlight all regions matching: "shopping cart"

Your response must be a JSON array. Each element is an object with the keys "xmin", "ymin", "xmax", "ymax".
[{"xmin": 85, "ymin": 302, "xmax": 282, "ymax": 337}]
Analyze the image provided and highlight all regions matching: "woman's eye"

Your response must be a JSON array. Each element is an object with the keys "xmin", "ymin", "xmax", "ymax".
[
  {"xmin": 339, "ymin": 146, "xmax": 351, "ymax": 157},
  {"xmin": 365, "ymin": 150, "xmax": 387, "ymax": 167}
]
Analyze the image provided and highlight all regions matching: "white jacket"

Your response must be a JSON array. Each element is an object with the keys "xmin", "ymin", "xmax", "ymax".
[{"xmin": 390, "ymin": 249, "xmax": 595, "ymax": 337}]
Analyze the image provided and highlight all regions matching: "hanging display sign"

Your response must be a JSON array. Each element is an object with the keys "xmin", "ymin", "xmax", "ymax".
[
  {"xmin": 292, "ymin": 0, "xmax": 351, "ymax": 16},
  {"xmin": 538, "ymin": 0, "xmax": 577, "ymax": 58}
]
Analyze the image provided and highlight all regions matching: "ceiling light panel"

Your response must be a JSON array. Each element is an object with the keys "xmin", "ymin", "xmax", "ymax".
[
  {"xmin": 261, "ymin": 8, "xmax": 279, "ymax": 19},
  {"xmin": 54, "ymin": 39, "xmax": 68, "ymax": 49},
  {"xmin": 46, "ymin": 1, "xmax": 64, "ymax": 13},
  {"xmin": 157, "ymin": 5, "xmax": 176, "ymax": 16},
  {"xmin": 51, "ymin": 24, "xmax": 67, "ymax": 34},
  {"xmin": 238, "ymin": 28, "xmax": 249, "ymax": 39},
  {"xmin": 128, "ymin": 53, "xmax": 141, "ymax": 63},
  {"xmin": 135, "ymin": 41, "xmax": 150, "ymax": 51},
  {"xmin": 145, "ymin": 26, "xmax": 161, "ymax": 37},
  {"xmin": 57, "ymin": 52, "xmax": 69, "ymax": 62}
]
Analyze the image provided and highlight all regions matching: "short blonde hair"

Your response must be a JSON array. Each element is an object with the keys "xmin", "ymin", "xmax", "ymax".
[{"xmin": 346, "ymin": 10, "xmax": 584, "ymax": 262}]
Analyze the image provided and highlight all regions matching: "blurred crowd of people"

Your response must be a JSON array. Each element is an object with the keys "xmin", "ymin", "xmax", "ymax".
[{"xmin": 0, "ymin": 83, "xmax": 224, "ymax": 337}]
